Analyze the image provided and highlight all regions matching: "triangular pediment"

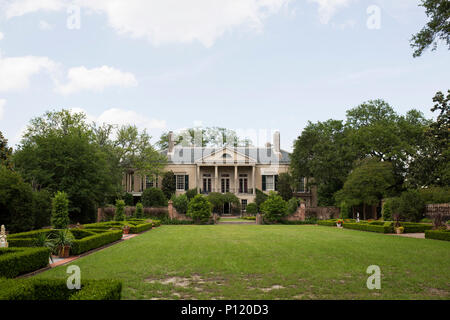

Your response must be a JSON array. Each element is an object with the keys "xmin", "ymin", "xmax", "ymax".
[{"xmin": 196, "ymin": 146, "xmax": 256, "ymax": 164}]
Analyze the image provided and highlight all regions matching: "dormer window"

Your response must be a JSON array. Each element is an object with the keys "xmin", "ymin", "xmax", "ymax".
[{"xmin": 222, "ymin": 153, "xmax": 232, "ymax": 159}]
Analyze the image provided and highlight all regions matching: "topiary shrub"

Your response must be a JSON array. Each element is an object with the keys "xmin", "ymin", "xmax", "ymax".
[
  {"xmin": 382, "ymin": 198, "xmax": 395, "ymax": 221},
  {"xmin": 261, "ymin": 192, "xmax": 288, "ymax": 223},
  {"xmin": 287, "ymin": 198, "xmax": 300, "ymax": 215},
  {"xmin": 51, "ymin": 191, "xmax": 70, "ymax": 229},
  {"xmin": 172, "ymin": 194, "xmax": 189, "ymax": 214},
  {"xmin": 114, "ymin": 200, "xmax": 125, "ymax": 221},
  {"xmin": 135, "ymin": 202, "xmax": 144, "ymax": 218},
  {"xmin": 187, "ymin": 195, "xmax": 212, "ymax": 224},
  {"xmin": 142, "ymin": 188, "xmax": 167, "ymax": 208},
  {"xmin": 246, "ymin": 203, "xmax": 258, "ymax": 215}
]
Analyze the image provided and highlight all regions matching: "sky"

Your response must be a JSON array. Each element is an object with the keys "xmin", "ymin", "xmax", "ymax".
[{"xmin": 0, "ymin": 0, "xmax": 448, "ymax": 152}]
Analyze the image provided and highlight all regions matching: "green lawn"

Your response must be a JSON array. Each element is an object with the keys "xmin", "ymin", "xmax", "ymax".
[{"xmin": 37, "ymin": 225, "xmax": 450, "ymax": 300}]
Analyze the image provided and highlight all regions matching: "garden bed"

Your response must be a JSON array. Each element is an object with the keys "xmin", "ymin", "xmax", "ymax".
[{"xmin": 0, "ymin": 278, "xmax": 122, "ymax": 300}]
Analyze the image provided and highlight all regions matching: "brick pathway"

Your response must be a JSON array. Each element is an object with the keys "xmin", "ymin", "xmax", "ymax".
[{"xmin": 386, "ymin": 233, "xmax": 425, "ymax": 239}]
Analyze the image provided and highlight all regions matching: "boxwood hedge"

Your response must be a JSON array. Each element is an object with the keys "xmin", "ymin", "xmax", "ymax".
[
  {"xmin": 0, "ymin": 247, "xmax": 50, "ymax": 278},
  {"xmin": 0, "ymin": 278, "xmax": 122, "ymax": 300},
  {"xmin": 425, "ymin": 230, "xmax": 450, "ymax": 242},
  {"xmin": 70, "ymin": 230, "xmax": 123, "ymax": 255},
  {"xmin": 343, "ymin": 222, "xmax": 394, "ymax": 234}
]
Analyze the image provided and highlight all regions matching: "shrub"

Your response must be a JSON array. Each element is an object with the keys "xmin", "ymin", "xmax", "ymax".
[
  {"xmin": 70, "ymin": 230, "xmax": 123, "ymax": 255},
  {"xmin": 398, "ymin": 190, "xmax": 425, "ymax": 222},
  {"xmin": 114, "ymin": 199, "xmax": 126, "ymax": 221},
  {"xmin": 255, "ymin": 189, "xmax": 268, "ymax": 211},
  {"xmin": 317, "ymin": 219, "xmax": 338, "ymax": 227},
  {"xmin": 8, "ymin": 229, "xmax": 55, "ymax": 247},
  {"xmin": 246, "ymin": 203, "xmax": 258, "ymax": 215},
  {"xmin": 51, "ymin": 191, "xmax": 70, "ymax": 229},
  {"xmin": 418, "ymin": 187, "xmax": 450, "ymax": 204},
  {"xmin": 399, "ymin": 222, "xmax": 433, "ymax": 233},
  {"xmin": 142, "ymin": 188, "xmax": 167, "ymax": 208},
  {"xmin": 382, "ymin": 198, "xmax": 395, "ymax": 221},
  {"xmin": 135, "ymin": 202, "xmax": 144, "ymax": 219},
  {"xmin": 287, "ymin": 198, "xmax": 300, "ymax": 215},
  {"xmin": 161, "ymin": 171, "xmax": 176, "ymax": 199},
  {"xmin": 278, "ymin": 173, "xmax": 294, "ymax": 201},
  {"xmin": 207, "ymin": 193, "xmax": 225, "ymax": 214},
  {"xmin": 129, "ymin": 223, "xmax": 153, "ymax": 234},
  {"xmin": 0, "ymin": 247, "xmax": 50, "ymax": 278},
  {"xmin": 172, "ymin": 194, "xmax": 189, "ymax": 214},
  {"xmin": 32, "ymin": 189, "xmax": 52, "ymax": 229},
  {"xmin": 0, "ymin": 278, "xmax": 122, "ymax": 300},
  {"xmin": 123, "ymin": 193, "xmax": 134, "ymax": 206},
  {"xmin": 343, "ymin": 222, "xmax": 394, "ymax": 234},
  {"xmin": 185, "ymin": 189, "xmax": 198, "ymax": 201},
  {"xmin": 280, "ymin": 219, "xmax": 317, "ymax": 225},
  {"xmin": 425, "ymin": 230, "xmax": 450, "ymax": 241},
  {"xmin": 261, "ymin": 192, "xmax": 288, "ymax": 223},
  {"xmin": 187, "ymin": 195, "xmax": 212, "ymax": 224}
]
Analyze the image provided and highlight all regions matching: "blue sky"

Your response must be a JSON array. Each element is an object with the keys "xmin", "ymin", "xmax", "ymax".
[{"xmin": 0, "ymin": 0, "xmax": 448, "ymax": 151}]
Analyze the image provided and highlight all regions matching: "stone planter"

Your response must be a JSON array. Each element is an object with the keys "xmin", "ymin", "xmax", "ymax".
[{"xmin": 123, "ymin": 226, "xmax": 130, "ymax": 235}]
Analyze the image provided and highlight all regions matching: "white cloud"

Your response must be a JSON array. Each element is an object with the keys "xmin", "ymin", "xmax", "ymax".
[
  {"xmin": 0, "ymin": 54, "xmax": 58, "ymax": 92},
  {"xmin": 308, "ymin": 0, "xmax": 355, "ymax": 24},
  {"xmin": 55, "ymin": 66, "xmax": 138, "ymax": 95},
  {"xmin": 0, "ymin": 99, "xmax": 5, "ymax": 120},
  {"xmin": 38, "ymin": 20, "xmax": 54, "ymax": 30},
  {"xmin": 0, "ymin": 32, "xmax": 4, "ymax": 40},
  {"xmin": 3, "ymin": 0, "xmax": 65, "ymax": 19},
  {"xmin": 97, "ymin": 108, "xmax": 166, "ymax": 130}
]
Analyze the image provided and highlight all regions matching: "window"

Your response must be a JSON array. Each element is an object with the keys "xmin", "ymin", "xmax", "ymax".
[
  {"xmin": 222, "ymin": 153, "xmax": 232, "ymax": 159},
  {"xmin": 266, "ymin": 175, "xmax": 275, "ymax": 191},
  {"xmin": 203, "ymin": 174, "xmax": 212, "ymax": 193},
  {"xmin": 239, "ymin": 174, "xmax": 248, "ymax": 194},
  {"xmin": 241, "ymin": 200, "xmax": 248, "ymax": 212},
  {"xmin": 297, "ymin": 177, "xmax": 306, "ymax": 192},
  {"xmin": 146, "ymin": 176, "xmax": 154, "ymax": 189},
  {"xmin": 176, "ymin": 175, "xmax": 185, "ymax": 191}
]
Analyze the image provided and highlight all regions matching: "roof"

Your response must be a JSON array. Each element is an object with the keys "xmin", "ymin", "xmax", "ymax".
[{"xmin": 161, "ymin": 146, "xmax": 291, "ymax": 165}]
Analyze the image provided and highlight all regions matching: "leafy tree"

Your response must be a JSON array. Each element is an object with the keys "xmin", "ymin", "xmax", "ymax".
[
  {"xmin": 261, "ymin": 192, "xmax": 288, "ymax": 223},
  {"xmin": 418, "ymin": 186, "xmax": 450, "ymax": 204},
  {"xmin": 410, "ymin": 0, "xmax": 450, "ymax": 57},
  {"xmin": 172, "ymin": 194, "xmax": 189, "ymax": 214},
  {"xmin": 382, "ymin": 198, "xmax": 395, "ymax": 221},
  {"xmin": 185, "ymin": 188, "xmax": 198, "ymax": 201},
  {"xmin": 254, "ymin": 189, "xmax": 268, "ymax": 212},
  {"xmin": 277, "ymin": 173, "xmax": 294, "ymax": 201},
  {"xmin": 114, "ymin": 199, "xmax": 126, "ymax": 221},
  {"xmin": 0, "ymin": 131, "xmax": 13, "ymax": 169},
  {"xmin": 161, "ymin": 171, "xmax": 176, "ymax": 199},
  {"xmin": 246, "ymin": 203, "xmax": 258, "ymax": 215},
  {"xmin": 397, "ymin": 190, "xmax": 425, "ymax": 222},
  {"xmin": 0, "ymin": 166, "xmax": 34, "ymax": 233},
  {"xmin": 335, "ymin": 159, "xmax": 395, "ymax": 220},
  {"xmin": 142, "ymin": 187, "xmax": 167, "ymax": 207},
  {"xmin": 135, "ymin": 202, "xmax": 144, "ymax": 219},
  {"xmin": 51, "ymin": 191, "xmax": 70, "ymax": 229},
  {"xmin": 32, "ymin": 189, "xmax": 52, "ymax": 229},
  {"xmin": 14, "ymin": 110, "xmax": 118, "ymax": 223},
  {"xmin": 187, "ymin": 195, "xmax": 212, "ymax": 224},
  {"xmin": 207, "ymin": 192, "xmax": 225, "ymax": 214},
  {"xmin": 223, "ymin": 192, "xmax": 241, "ymax": 214}
]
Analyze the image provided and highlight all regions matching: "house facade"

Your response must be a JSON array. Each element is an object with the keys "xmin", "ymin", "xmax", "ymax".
[{"xmin": 123, "ymin": 131, "xmax": 317, "ymax": 212}]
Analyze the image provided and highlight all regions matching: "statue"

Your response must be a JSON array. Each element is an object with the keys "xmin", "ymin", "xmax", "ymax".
[
  {"xmin": 356, "ymin": 212, "xmax": 360, "ymax": 223},
  {"xmin": 0, "ymin": 225, "xmax": 8, "ymax": 248}
]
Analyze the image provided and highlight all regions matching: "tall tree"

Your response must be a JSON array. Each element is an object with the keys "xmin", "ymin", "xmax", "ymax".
[
  {"xmin": 410, "ymin": 0, "xmax": 450, "ymax": 57},
  {"xmin": 0, "ymin": 131, "xmax": 13, "ymax": 169}
]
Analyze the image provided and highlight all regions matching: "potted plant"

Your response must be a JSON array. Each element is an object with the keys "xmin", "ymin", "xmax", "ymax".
[
  {"xmin": 51, "ymin": 229, "xmax": 74, "ymax": 258},
  {"xmin": 396, "ymin": 226, "xmax": 404, "ymax": 234},
  {"xmin": 336, "ymin": 219, "xmax": 343, "ymax": 228},
  {"xmin": 122, "ymin": 225, "xmax": 131, "ymax": 235}
]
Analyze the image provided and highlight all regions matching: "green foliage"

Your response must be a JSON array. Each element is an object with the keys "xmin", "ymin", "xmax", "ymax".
[
  {"xmin": 161, "ymin": 171, "xmax": 176, "ymax": 199},
  {"xmin": 187, "ymin": 195, "xmax": 212, "ymax": 224},
  {"xmin": 123, "ymin": 193, "xmax": 134, "ymax": 206},
  {"xmin": 51, "ymin": 191, "xmax": 70, "ymax": 229},
  {"xmin": 207, "ymin": 192, "xmax": 225, "ymax": 213},
  {"xmin": 425, "ymin": 229, "xmax": 450, "ymax": 241},
  {"xmin": 382, "ymin": 198, "xmax": 395, "ymax": 221},
  {"xmin": 255, "ymin": 189, "xmax": 268, "ymax": 212},
  {"xmin": 0, "ymin": 131, "xmax": 13, "ymax": 169},
  {"xmin": 343, "ymin": 222, "xmax": 394, "ymax": 234},
  {"xmin": 277, "ymin": 173, "xmax": 294, "ymax": 201},
  {"xmin": 245, "ymin": 203, "xmax": 258, "ymax": 215},
  {"xmin": 0, "ymin": 278, "xmax": 122, "ymax": 300},
  {"xmin": 338, "ymin": 201, "xmax": 351, "ymax": 219},
  {"xmin": 70, "ymin": 230, "xmax": 123, "ymax": 255},
  {"xmin": 50, "ymin": 229, "xmax": 74, "ymax": 253},
  {"xmin": 142, "ymin": 187, "xmax": 168, "ymax": 208},
  {"xmin": 418, "ymin": 186, "xmax": 450, "ymax": 204},
  {"xmin": 410, "ymin": 0, "xmax": 450, "ymax": 57},
  {"xmin": 335, "ymin": 159, "xmax": 395, "ymax": 208},
  {"xmin": 261, "ymin": 192, "xmax": 288, "ymax": 223},
  {"xmin": 398, "ymin": 190, "xmax": 426, "ymax": 222},
  {"xmin": 0, "ymin": 166, "xmax": 34, "ymax": 233},
  {"xmin": 172, "ymin": 194, "xmax": 189, "ymax": 214},
  {"xmin": 287, "ymin": 198, "xmax": 300, "ymax": 215},
  {"xmin": 32, "ymin": 189, "xmax": 52, "ymax": 229},
  {"xmin": 0, "ymin": 247, "xmax": 50, "ymax": 278},
  {"xmin": 185, "ymin": 189, "xmax": 198, "ymax": 201},
  {"xmin": 114, "ymin": 199, "xmax": 126, "ymax": 221},
  {"xmin": 129, "ymin": 223, "xmax": 153, "ymax": 234},
  {"xmin": 135, "ymin": 202, "xmax": 144, "ymax": 218}
]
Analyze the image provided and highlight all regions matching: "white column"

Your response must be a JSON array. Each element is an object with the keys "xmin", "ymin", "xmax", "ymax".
[
  {"xmin": 234, "ymin": 165, "xmax": 238, "ymax": 194},
  {"xmin": 252, "ymin": 166, "xmax": 256, "ymax": 195},
  {"xmin": 197, "ymin": 165, "xmax": 200, "ymax": 193},
  {"xmin": 215, "ymin": 165, "xmax": 218, "ymax": 193}
]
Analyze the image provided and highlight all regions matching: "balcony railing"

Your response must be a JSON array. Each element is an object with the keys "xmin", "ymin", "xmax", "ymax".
[{"xmin": 199, "ymin": 188, "xmax": 254, "ymax": 195}]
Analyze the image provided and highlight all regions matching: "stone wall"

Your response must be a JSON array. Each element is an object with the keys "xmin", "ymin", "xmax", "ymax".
[
  {"xmin": 286, "ymin": 203, "xmax": 340, "ymax": 221},
  {"xmin": 425, "ymin": 203, "xmax": 450, "ymax": 219},
  {"xmin": 97, "ymin": 206, "xmax": 168, "ymax": 222},
  {"xmin": 168, "ymin": 201, "xmax": 193, "ymax": 221}
]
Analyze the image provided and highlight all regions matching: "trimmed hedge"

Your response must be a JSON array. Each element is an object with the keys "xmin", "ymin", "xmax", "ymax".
[
  {"xmin": 8, "ymin": 229, "xmax": 55, "ymax": 247},
  {"xmin": 343, "ymin": 222, "xmax": 394, "ymax": 234},
  {"xmin": 71, "ymin": 230, "xmax": 123, "ymax": 255},
  {"xmin": 0, "ymin": 247, "xmax": 50, "ymax": 278},
  {"xmin": 317, "ymin": 219, "xmax": 338, "ymax": 227},
  {"xmin": 425, "ymin": 230, "xmax": 450, "ymax": 242},
  {"xmin": 0, "ymin": 278, "xmax": 122, "ymax": 300},
  {"xmin": 129, "ymin": 223, "xmax": 153, "ymax": 234},
  {"xmin": 279, "ymin": 219, "xmax": 317, "ymax": 225},
  {"xmin": 399, "ymin": 222, "xmax": 433, "ymax": 233}
]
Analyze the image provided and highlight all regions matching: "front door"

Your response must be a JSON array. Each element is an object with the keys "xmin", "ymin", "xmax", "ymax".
[{"xmin": 223, "ymin": 202, "xmax": 230, "ymax": 214}]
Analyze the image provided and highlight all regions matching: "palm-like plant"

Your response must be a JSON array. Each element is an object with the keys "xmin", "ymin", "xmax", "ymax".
[
  {"xmin": 50, "ymin": 229, "xmax": 74, "ymax": 257},
  {"xmin": 34, "ymin": 232, "xmax": 56, "ymax": 262}
]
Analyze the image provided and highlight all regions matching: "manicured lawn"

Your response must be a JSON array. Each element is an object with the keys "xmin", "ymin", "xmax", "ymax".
[{"xmin": 36, "ymin": 225, "xmax": 450, "ymax": 300}]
